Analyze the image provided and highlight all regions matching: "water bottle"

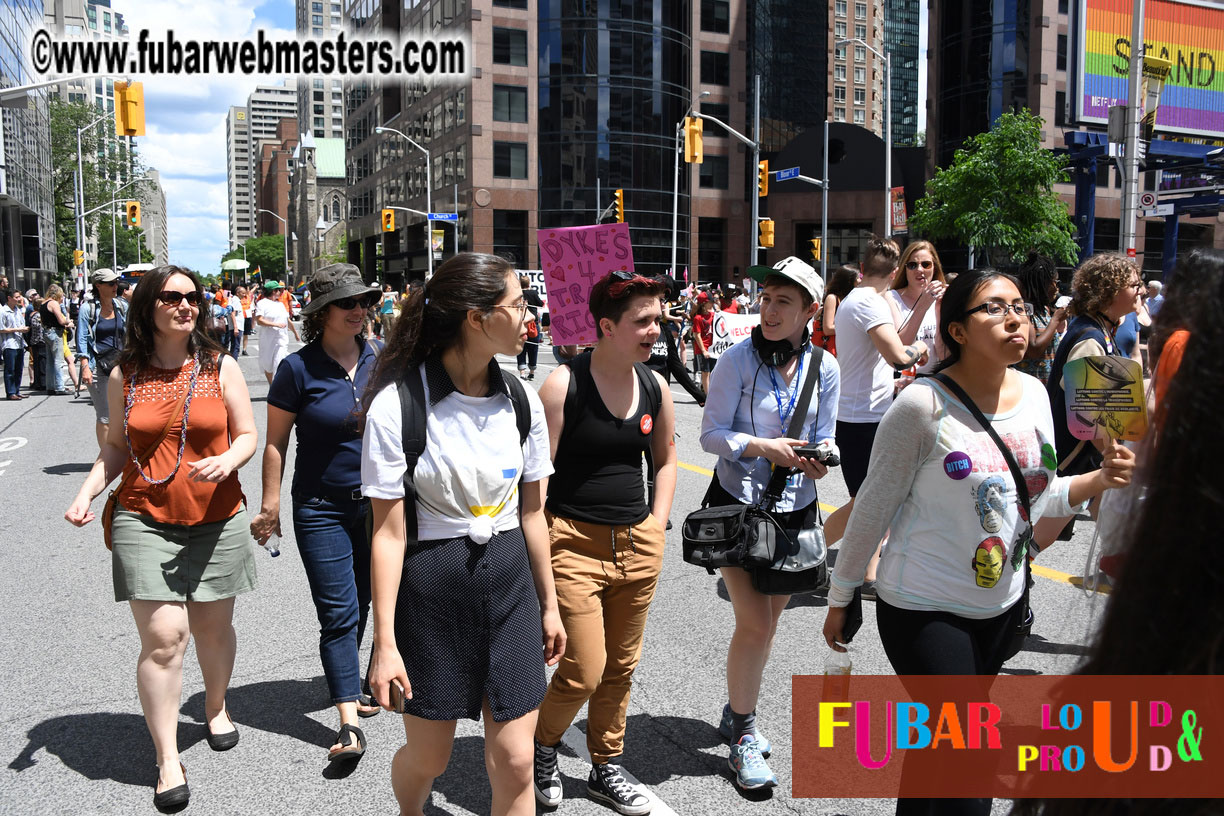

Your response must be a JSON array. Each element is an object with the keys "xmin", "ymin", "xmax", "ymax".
[
  {"xmin": 823, "ymin": 646, "xmax": 852, "ymax": 702},
  {"xmin": 263, "ymin": 533, "xmax": 281, "ymax": 558}
]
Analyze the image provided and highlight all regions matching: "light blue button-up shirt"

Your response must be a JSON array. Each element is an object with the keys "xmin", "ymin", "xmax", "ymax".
[
  {"xmin": 0, "ymin": 304, "xmax": 26, "ymax": 352},
  {"xmin": 699, "ymin": 337, "xmax": 840, "ymax": 512}
]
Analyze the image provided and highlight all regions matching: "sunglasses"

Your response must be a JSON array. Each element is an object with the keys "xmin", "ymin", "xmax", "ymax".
[
  {"xmin": 157, "ymin": 290, "xmax": 203, "ymax": 306},
  {"xmin": 333, "ymin": 293, "xmax": 380, "ymax": 310},
  {"xmin": 906, "ymin": 260, "xmax": 934, "ymax": 270}
]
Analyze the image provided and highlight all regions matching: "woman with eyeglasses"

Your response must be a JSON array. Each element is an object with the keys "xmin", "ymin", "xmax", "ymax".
[
  {"xmin": 1035, "ymin": 253, "xmax": 1142, "ymax": 549},
  {"xmin": 887, "ymin": 240, "xmax": 947, "ymax": 375},
  {"xmin": 77, "ymin": 269, "xmax": 129, "ymax": 449},
  {"xmin": 251, "ymin": 264, "xmax": 385, "ymax": 763},
  {"xmin": 65, "ymin": 266, "xmax": 258, "ymax": 810},
  {"xmin": 824, "ymin": 269, "xmax": 1134, "ymax": 816},
  {"xmin": 361, "ymin": 253, "xmax": 564, "ymax": 815}
]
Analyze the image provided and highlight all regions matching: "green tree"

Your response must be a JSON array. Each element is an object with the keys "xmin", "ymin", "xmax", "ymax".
[
  {"xmin": 221, "ymin": 234, "xmax": 287, "ymax": 282},
  {"xmin": 95, "ymin": 215, "xmax": 153, "ymax": 269},
  {"xmin": 910, "ymin": 110, "xmax": 1079, "ymax": 266},
  {"xmin": 50, "ymin": 98, "xmax": 145, "ymax": 276}
]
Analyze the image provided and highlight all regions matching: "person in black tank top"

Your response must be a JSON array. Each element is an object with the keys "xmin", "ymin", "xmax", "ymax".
[{"xmin": 533, "ymin": 272, "xmax": 677, "ymax": 814}]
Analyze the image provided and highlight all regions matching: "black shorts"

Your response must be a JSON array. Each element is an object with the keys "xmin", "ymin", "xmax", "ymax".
[
  {"xmin": 696, "ymin": 354, "xmax": 713, "ymax": 373},
  {"xmin": 836, "ymin": 420, "xmax": 880, "ymax": 497}
]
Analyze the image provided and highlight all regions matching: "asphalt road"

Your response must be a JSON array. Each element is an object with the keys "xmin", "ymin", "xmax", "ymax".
[{"xmin": 0, "ymin": 341, "xmax": 1115, "ymax": 815}]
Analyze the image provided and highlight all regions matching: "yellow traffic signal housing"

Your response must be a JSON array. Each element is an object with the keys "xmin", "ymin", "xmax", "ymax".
[
  {"xmin": 73, "ymin": 249, "xmax": 85, "ymax": 267},
  {"xmin": 758, "ymin": 160, "xmax": 769, "ymax": 197},
  {"xmin": 683, "ymin": 116, "xmax": 703, "ymax": 164},
  {"xmin": 381, "ymin": 209, "xmax": 395, "ymax": 232},
  {"xmin": 114, "ymin": 81, "xmax": 146, "ymax": 137},
  {"xmin": 125, "ymin": 200, "xmax": 141, "ymax": 227},
  {"xmin": 810, "ymin": 237, "xmax": 821, "ymax": 261},
  {"xmin": 759, "ymin": 219, "xmax": 775, "ymax": 249},
  {"xmin": 614, "ymin": 189, "xmax": 624, "ymax": 223}
]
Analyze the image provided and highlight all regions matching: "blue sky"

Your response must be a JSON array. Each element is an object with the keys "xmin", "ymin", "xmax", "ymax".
[{"xmin": 116, "ymin": 0, "xmax": 926, "ymax": 274}]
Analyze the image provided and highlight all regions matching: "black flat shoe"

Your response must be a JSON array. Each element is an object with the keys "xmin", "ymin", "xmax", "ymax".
[
  {"xmin": 206, "ymin": 709, "xmax": 239, "ymax": 751},
  {"xmin": 327, "ymin": 723, "xmax": 366, "ymax": 763},
  {"xmin": 153, "ymin": 763, "xmax": 189, "ymax": 811}
]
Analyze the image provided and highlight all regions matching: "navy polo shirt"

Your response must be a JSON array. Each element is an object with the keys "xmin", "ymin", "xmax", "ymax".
[{"xmin": 268, "ymin": 336, "xmax": 379, "ymax": 498}]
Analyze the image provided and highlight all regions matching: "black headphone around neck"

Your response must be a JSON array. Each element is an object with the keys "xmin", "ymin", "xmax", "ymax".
[{"xmin": 751, "ymin": 325, "xmax": 810, "ymax": 368}]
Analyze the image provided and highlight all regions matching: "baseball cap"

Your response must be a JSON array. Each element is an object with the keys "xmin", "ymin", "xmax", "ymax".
[
  {"xmin": 90, "ymin": 268, "xmax": 120, "ymax": 284},
  {"xmin": 24, "ymin": 289, "xmax": 37, "ymax": 299},
  {"xmin": 262, "ymin": 279, "xmax": 283, "ymax": 290},
  {"xmin": 746, "ymin": 256, "xmax": 824, "ymax": 303}
]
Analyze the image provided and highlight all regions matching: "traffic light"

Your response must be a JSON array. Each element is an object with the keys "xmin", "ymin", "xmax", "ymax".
[
  {"xmin": 758, "ymin": 160, "xmax": 769, "ymax": 197},
  {"xmin": 758, "ymin": 219, "xmax": 775, "ymax": 249},
  {"xmin": 614, "ymin": 189, "xmax": 624, "ymax": 223},
  {"xmin": 683, "ymin": 116, "xmax": 703, "ymax": 164},
  {"xmin": 114, "ymin": 81, "xmax": 146, "ymax": 137},
  {"xmin": 381, "ymin": 209, "xmax": 395, "ymax": 232},
  {"xmin": 73, "ymin": 249, "xmax": 84, "ymax": 267},
  {"xmin": 810, "ymin": 237, "xmax": 821, "ymax": 261},
  {"xmin": 125, "ymin": 200, "xmax": 141, "ymax": 227}
]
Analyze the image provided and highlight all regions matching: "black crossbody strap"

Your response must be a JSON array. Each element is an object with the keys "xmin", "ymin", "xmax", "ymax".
[
  {"xmin": 762, "ymin": 346, "xmax": 824, "ymax": 505},
  {"xmin": 924, "ymin": 372, "xmax": 1030, "ymax": 515}
]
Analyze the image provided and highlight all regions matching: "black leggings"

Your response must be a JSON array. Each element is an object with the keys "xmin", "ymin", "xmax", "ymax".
[{"xmin": 875, "ymin": 598, "xmax": 1026, "ymax": 816}]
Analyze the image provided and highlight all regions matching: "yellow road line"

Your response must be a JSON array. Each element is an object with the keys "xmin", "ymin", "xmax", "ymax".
[{"xmin": 678, "ymin": 460, "xmax": 839, "ymax": 514}]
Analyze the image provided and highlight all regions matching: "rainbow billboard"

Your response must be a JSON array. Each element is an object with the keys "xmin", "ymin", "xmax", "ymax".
[{"xmin": 1078, "ymin": 0, "xmax": 1224, "ymax": 137}]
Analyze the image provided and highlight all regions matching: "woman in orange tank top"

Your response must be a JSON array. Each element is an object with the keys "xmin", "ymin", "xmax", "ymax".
[{"xmin": 65, "ymin": 266, "xmax": 258, "ymax": 810}]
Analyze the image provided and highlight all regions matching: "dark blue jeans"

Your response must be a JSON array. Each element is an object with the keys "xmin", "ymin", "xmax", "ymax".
[
  {"xmin": 292, "ymin": 495, "xmax": 373, "ymax": 704},
  {"xmin": 3, "ymin": 347, "xmax": 24, "ymax": 396}
]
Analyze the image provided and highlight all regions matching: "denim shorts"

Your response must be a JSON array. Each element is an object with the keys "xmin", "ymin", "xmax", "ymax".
[{"xmin": 111, "ymin": 507, "xmax": 257, "ymax": 603}]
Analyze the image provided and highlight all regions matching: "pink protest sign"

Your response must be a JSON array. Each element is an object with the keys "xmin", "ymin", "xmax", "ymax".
[{"xmin": 538, "ymin": 223, "xmax": 634, "ymax": 346}]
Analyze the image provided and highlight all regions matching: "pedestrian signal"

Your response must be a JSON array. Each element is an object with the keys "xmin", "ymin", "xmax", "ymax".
[
  {"xmin": 125, "ymin": 201, "xmax": 141, "ymax": 227},
  {"xmin": 759, "ymin": 219, "xmax": 775, "ymax": 249},
  {"xmin": 758, "ymin": 161, "xmax": 769, "ymax": 197},
  {"xmin": 614, "ymin": 189, "xmax": 624, "ymax": 223},
  {"xmin": 114, "ymin": 81, "xmax": 146, "ymax": 137},
  {"xmin": 684, "ymin": 116, "xmax": 703, "ymax": 164},
  {"xmin": 381, "ymin": 209, "xmax": 395, "ymax": 232}
]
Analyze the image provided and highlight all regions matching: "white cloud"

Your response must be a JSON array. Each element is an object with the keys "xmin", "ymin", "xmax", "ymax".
[{"xmin": 109, "ymin": 0, "xmax": 301, "ymax": 272}]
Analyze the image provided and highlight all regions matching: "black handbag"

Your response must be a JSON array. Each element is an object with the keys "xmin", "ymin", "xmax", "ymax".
[{"xmin": 922, "ymin": 373, "xmax": 1035, "ymax": 661}]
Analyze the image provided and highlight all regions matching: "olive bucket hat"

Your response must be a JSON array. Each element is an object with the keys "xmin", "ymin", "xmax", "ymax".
[{"xmin": 299, "ymin": 263, "xmax": 380, "ymax": 316}]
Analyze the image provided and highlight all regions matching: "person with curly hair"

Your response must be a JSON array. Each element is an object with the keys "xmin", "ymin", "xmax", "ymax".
[{"xmin": 1036, "ymin": 253, "xmax": 1141, "ymax": 549}]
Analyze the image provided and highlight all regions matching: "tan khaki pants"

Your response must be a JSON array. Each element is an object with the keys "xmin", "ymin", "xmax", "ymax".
[{"xmin": 535, "ymin": 511, "xmax": 665, "ymax": 764}]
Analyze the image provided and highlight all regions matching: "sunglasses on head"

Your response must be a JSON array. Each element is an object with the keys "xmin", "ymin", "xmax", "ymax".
[
  {"xmin": 332, "ymin": 293, "xmax": 380, "ymax": 310},
  {"xmin": 906, "ymin": 260, "xmax": 934, "ymax": 270},
  {"xmin": 157, "ymin": 290, "xmax": 202, "ymax": 306}
]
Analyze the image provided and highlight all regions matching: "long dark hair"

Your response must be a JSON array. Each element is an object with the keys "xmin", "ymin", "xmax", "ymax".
[
  {"xmin": 1014, "ymin": 251, "xmax": 1057, "ymax": 316},
  {"xmin": 933, "ymin": 268, "xmax": 1020, "ymax": 373},
  {"xmin": 1009, "ymin": 258, "xmax": 1224, "ymax": 816},
  {"xmin": 118, "ymin": 265, "xmax": 225, "ymax": 373},
  {"xmin": 826, "ymin": 265, "xmax": 858, "ymax": 302},
  {"xmin": 1150, "ymin": 248, "xmax": 1224, "ymax": 370},
  {"xmin": 361, "ymin": 253, "xmax": 514, "ymax": 414}
]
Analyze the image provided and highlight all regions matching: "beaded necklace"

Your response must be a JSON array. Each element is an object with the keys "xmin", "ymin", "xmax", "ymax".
[{"xmin": 123, "ymin": 354, "xmax": 201, "ymax": 485}]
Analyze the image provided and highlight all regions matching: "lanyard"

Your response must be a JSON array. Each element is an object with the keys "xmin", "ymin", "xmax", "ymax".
[{"xmin": 766, "ymin": 348, "xmax": 805, "ymax": 430}]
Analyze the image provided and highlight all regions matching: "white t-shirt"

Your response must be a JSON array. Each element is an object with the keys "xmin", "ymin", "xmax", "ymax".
[
  {"xmin": 254, "ymin": 298, "xmax": 290, "ymax": 348},
  {"xmin": 830, "ymin": 374, "xmax": 1076, "ymax": 618},
  {"xmin": 885, "ymin": 289, "xmax": 939, "ymax": 375},
  {"xmin": 835, "ymin": 286, "xmax": 896, "ymax": 423},
  {"xmin": 361, "ymin": 369, "xmax": 554, "ymax": 541}
]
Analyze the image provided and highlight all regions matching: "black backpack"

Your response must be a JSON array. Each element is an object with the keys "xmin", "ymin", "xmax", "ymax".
[{"xmin": 396, "ymin": 365, "xmax": 532, "ymax": 541}]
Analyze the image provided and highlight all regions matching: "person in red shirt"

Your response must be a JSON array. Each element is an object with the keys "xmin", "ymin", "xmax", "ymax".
[{"xmin": 692, "ymin": 292, "xmax": 716, "ymax": 392}]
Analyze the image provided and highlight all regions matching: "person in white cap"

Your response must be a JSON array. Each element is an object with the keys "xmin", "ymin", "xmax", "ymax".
[
  {"xmin": 699, "ymin": 255, "xmax": 841, "ymax": 790},
  {"xmin": 78, "ymin": 268, "xmax": 128, "ymax": 448}
]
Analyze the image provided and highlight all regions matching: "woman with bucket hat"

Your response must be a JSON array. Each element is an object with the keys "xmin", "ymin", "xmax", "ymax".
[{"xmin": 252, "ymin": 264, "xmax": 385, "ymax": 762}]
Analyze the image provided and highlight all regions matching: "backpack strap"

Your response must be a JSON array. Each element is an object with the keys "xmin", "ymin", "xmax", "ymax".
[
  {"xmin": 559, "ymin": 351, "xmax": 592, "ymax": 449},
  {"xmin": 633, "ymin": 361, "xmax": 662, "ymax": 479},
  {"xmin": 396, "ymin": 367, "xmax": 428, "ymax": 543},
  {"xmin": 503, "ymin": 371, "xmax": 531, "ymax": 447}
]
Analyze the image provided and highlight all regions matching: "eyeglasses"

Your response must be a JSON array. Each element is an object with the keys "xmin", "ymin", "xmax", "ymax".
[
  {"xmin": 1128, "ymin": 280, "xmax": 1144, "ymax": 291},
  {"xmin": 491, "ymin": 299, "xmax": 529, "ymax": 319},
  {"xmin": 906, "ymin": 260, "xmax": 934, "ymax": 270},
  {"xmin": 157, "ymin": 290, "xmax": 203, "ymax": 307},
  {"xmin": 333, "ymin": 293, "xmax": 380, "ymax": 310},
  {"xmin": 965, "ymin": 301, "xmax": 1034, "ymax": 318}
]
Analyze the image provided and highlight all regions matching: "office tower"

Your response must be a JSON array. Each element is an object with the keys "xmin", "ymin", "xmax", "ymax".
[{"xmin": 295, "ymin": 0, "xmax": 346, "ymax": 139}]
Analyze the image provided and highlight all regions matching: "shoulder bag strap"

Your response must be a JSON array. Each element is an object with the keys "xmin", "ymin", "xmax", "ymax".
[
  {"xmin": 397, "ymin": 368, "xmax": 428, "ymax": 543},
  {"xmin": 761, "ymin": 346, "xmax": 823, "ymax": 507}
]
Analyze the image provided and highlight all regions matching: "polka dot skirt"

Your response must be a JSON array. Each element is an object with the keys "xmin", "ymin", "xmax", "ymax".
[{"xmin": 395, "ymin": 526, "xmax": 546, "ymax": 722}]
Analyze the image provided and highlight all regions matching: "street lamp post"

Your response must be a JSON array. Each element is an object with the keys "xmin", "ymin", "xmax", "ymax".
[
  {"xmin": 375, "ymin": 125, "xmax": 433, "ymax": 280},
  {"xmin": 671, "ymin": 91, "xmax": 710, "ymax": 281},
  {"xmin": 837, "ymin": 37, "xmax": 892, "ymax": 238},
  {"xmin": 257, "ymin": 208, "xmax": 290, "ymax": 285}
]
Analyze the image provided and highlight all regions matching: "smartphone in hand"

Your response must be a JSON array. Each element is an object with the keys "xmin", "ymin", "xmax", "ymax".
[
  {"xmin": 389, "ymin": 681, "xmax": 408, "ymax": 714},
  {"xmin": 1055, "ymin": 295, "xmax": 1072, "ymax": 309}
]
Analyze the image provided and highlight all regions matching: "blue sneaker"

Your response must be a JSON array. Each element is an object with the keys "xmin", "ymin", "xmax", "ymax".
[
  {"xmin": 729, "ymin": 735, "xmax": 778, "ymax": 790},
  {"xmin": 717, "ymin": 704, "xmax": 772, "ymax": 757}
]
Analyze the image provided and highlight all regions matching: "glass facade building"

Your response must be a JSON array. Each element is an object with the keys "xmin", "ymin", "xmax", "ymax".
[
  {"xmin": 885, "ymin": 0, "xmax": 920, "ymax": 145},
  {"xmin": 750, "ymin": 0, "xmax": 828, "ymax": 154},
  {"xmin": 537, "ymin": 0, "xmax": 691, "ymax": 275}
]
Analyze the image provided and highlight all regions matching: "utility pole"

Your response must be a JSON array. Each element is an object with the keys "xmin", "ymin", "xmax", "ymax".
[
  {"xmin": 750, "ymin": 74, "xmax": 761, "ymax": 269},
  {"xmin": 1122, "ymin": 0, "xmax": 1145, "ymax": 257}
]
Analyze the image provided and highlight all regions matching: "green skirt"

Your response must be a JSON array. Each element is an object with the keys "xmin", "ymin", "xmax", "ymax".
[{"xmin": 111, "ymin": 507, "xmax": 257, "ymax": 603}]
